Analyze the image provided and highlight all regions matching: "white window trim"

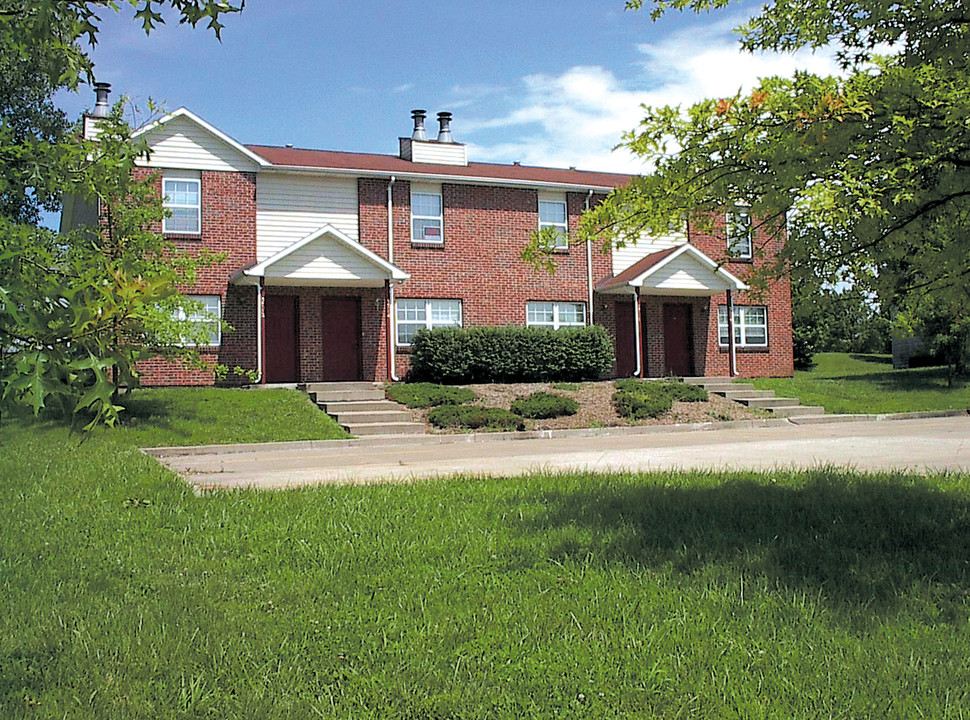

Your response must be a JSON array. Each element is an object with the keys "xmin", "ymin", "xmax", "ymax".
[
  {"xmin": 396, "ymin": 298, "xmax": 462, "ymax": 346},
  {"xmin": 538, "ymin": 195, "xmax": 568, "ymax": 250},
  {"xmin": 526, "ymin": 301, "xmax": 587, "ymax": 330},
  {"xmin": 726, "ymin": 209, "xmax": 753, "ymax": 259},
  {"xmin": 411, "ymin": 188, "xmax": 443, "ymax": 244},
  {"xmin": 162, "ymin": 175, "xmax": 201, "ymax": 235},
  {"xmin": 174, "ymin": 294, "xmax": 221, "ymax": 347},
  {"xmin": 718, "ymin": 305, "xmax": 767, "ymax": 347}
]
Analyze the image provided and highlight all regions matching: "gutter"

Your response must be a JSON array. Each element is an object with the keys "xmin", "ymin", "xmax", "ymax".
[
  {"xmin": 387, "ymin": 176, "xmax": 400, "ymax": 382},
  {"xmin": 585, "ymin": 189, "xmax": 594, "ymax": 325},
  {"xmin": 633, "ymin": 288, "xmax": 642, "ymax": 377}
]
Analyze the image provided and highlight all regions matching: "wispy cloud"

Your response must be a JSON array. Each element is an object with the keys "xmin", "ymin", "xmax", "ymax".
[{"xmin": 461, "ymin": 15, "xmax": 841, "ymax": 173}]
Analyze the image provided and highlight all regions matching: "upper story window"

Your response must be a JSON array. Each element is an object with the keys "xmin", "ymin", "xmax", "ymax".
[
  {"xmin": 718, "ymin": 305, "xmax": 767, "ymax": 347},
  {"xmin": 538, "ymin": 194, "xmax": 568, "ymax": 249},
  {"xmin": 173, "ymin": 294, "xmax": 221, "ymax": 346},
  {"xmin": 411, "ymin": 186, "xmax": 443, "ymax": 243},
  {"xmin": 396, "ymin": 298, "xmax": 461, "ymax": 345},
  {"xmin": 162, "ymin": 174, "xmax": 201, "ymax": 235},
  {"xmin": 526, "ymin": 301, "xmax": 586, "ymax": 330},
  {"xmin": 726, "ymin": 209, "xmax": 752, "ymax": 259}
]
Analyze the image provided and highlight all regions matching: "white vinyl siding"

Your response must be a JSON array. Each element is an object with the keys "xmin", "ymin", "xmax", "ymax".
[
  {"xmin": 140, "ymin": 114, "xmax": 259, "ymax": 172},
  {"xmin": 163, "ymin": 175, "xmax": 201, "ymax": 234},
  {"xmin": 256, "ymin": 174, "xmax": 358, "ymax": 261},
  {"xmin": 402, "ymin": 139, "xmax": 468, "ymax": 166},
  {"xmin": 175, "ymin": 295, "xmax": 221, "ymax": 346},
  {"xmin": 411, "ymin": 189, "xmax": 443, "ymax": 243},
  {"xmin": 726, "ymin": 209, "xmax": 753, "ymax": 259},
  {"xmin": 396, "ymin": 299, "xmax": 461, "ymax": 345},
  {"xmin": 538, "ymin": 194, "xmax": 568, "ymax": 249},
  {"xmin": 526, "ymin": 302, "xmax": 586, "ymax": 330},
  {"xmin": 611, "ymin": 233, "xmax": 686, "ymax": 275},
  {"xmin": 266, "ymin": 235, "xmax": 389, "ymax": 283},
  {"xmin": 718, "ymin": 305, "xmax": 767, "ymax": 347}
]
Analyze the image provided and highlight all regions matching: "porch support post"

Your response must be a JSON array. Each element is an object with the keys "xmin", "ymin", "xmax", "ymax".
[
  {"xmin": 726, "ymin": 289, "xmax": 738, "ymax": 377},
  {"xmin": 633, "ymin": 288, "xmax": 643, "ymax": 378},
  {"xmin": 257, "ymin": 277, "xmax": 266, "ymax": 383}
]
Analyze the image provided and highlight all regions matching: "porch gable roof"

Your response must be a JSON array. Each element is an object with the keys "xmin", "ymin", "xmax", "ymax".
[
  {"xmin": 596, "ymin": 243, "xmax": 747, "ymax": 296},
  {"xmin": 233, "ymin": 225, "xmax": 409, "ymax": 287}
]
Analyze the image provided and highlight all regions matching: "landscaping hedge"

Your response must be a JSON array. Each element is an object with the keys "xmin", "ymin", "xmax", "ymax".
[
  {"xmin": 427, "ymin": 405, "xmax": 525, "ymax": 431},
  {"xmin": 407, "ymin": 325, "xmax": 614, "ymax": 384},
  {"xmin": 612, "ymin": 379, "xmax": 707, "ymax": 420},
  {"xmin": 386, "ymin": 382, "xmax": 477, "ymax": 408},
  {"xmin": 510, "ymin": 391, "xmax": 579, "ymax": 419}
]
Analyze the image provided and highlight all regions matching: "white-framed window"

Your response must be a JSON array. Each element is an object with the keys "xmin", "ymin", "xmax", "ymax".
[
  {"xmin": 726, "ymin": 209, "xmax": 752, "ymax": 259},
  {"xmin": 174, "ymin": 294, "xmax": 221, "ymax": 346},
  {"xmin": 526, "ymin": 301, "xmax": 586, "ymax": 330},
  {"xmin": 396, "ymin": 298, "xmax": 461, "ymax": 345},
  {"xmin": 411, "ymin": 189, "xmax": 443, "ymax": 243},
  {"xmin": 538, "ymin": 194, "xmax": 568, "ymax": 249},
  {"xmin": 162, "ymin": 175, "xmax": 201, "ymax": 234},
  {"xmin": 718, "ymin": 305, "xmax": 767, "ymax": 347}
]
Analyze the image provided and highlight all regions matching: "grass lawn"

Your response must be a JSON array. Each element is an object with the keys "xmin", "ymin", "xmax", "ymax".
[
  {"xmin": 3, "ymin": 390, "xmax": 970, "ymax": 718},
  {"xmin": 751, "ymin": 352, "xmax": 970, "ymax": 414}
]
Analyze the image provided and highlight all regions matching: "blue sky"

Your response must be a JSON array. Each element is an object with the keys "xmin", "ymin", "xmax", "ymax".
[{"xmin": 56, "ymin": 0, "xmax": 839, "ymax": 174}]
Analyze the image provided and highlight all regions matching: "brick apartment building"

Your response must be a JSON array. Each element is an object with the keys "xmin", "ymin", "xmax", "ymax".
[{"xmin": 65, "ymin": 88, "xmax": 793, "ymax": 386}]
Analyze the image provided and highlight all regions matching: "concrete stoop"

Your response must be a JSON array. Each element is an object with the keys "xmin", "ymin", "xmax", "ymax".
[
  {"xmin": 683, "ymin": 377, "xmax": 825, "ymax": 418},
  {"xmin": 299, "ymin": 382, "xmax": 425, "ymax": 436}
]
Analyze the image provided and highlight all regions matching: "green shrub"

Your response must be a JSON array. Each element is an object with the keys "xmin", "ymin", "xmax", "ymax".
[
  {"xmin": 427, "ymin": 405, "xmax": 525, "ymax": 431},
  {"xmin": 386, "ymin": 382, "xmax": 477, "ymax": 408},
  {"xmin": 661, "ymin": 380, "xmax": 708, "ymax": 402},
  {"xmin": 612, "ymin": 389, "xmax": 673, "ymax": 419},
  {"xmin": 407, "ymin": 325, "xmax": 614, "ymax": 383},
  {"xmin": 551, "ymin": 382, "xmax": 579, "ymax": 391},
  {"xmin": 510, "ymin": 391, "xmax": 580, "ymax": 419}
]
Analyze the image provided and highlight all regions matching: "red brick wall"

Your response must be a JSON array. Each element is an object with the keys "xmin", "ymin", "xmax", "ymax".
[
  {"xmin": 359, "ymin": 178, "xmax": 611, "ymax": 379},
  {"xmin": 136, "ymin": 168, "xmax": 258, "ymax": 386}
]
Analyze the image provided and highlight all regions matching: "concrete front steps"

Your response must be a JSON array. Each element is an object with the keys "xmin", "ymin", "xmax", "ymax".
[
  {"xmin": 684, "ymin": 377, "xmax": 825, "ymax": 418},
  {"xmin": 300, "ymin": 382, "xmax": 425, "ymax": 436}
]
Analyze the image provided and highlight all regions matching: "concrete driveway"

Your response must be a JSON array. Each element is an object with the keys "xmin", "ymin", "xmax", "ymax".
[{"xmin": 146, "ymin": 413, "xmax": 970, "ymax": 490}]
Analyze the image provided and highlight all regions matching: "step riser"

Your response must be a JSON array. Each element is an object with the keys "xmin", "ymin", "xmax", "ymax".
[
  {"xmin": 320, "ymin": 401, "xmax": 399, "ymax": 413},
  {"xmin": 714, "ymin": 390, "xmax": 773, "ymax": 400},
  {"xmin": 334, "ymin": 411, "xmax": 412, "ymax": 424},
  {"xmin": 343, "ymin": 423, "xmax": 426, "ymax": 436},
  {"xmin": 303, "ymin": 382, "xmax": 379, "ymax": 394},
  {"xmin": 767, "ymin": 406, "xmax": 825, "ymax": 417},
  {"xmin": 311, "ymin": 390, "xmax": 384, "ymax": 404},
  {"xmin": 741, "ymin": 397, "xmax": 799, "ymax": 408}
]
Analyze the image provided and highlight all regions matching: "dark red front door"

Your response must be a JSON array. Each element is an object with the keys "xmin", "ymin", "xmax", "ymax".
[
  {"xmin": 663, "ymin": 303, "xmax": 692, "ymax": 376},
  {"xmin": 615, "ymin": 301, "xmax": 636, "ymax": 377},
  {"xmin": 321, "ymin": 297, "xmax": 361, "ymax": 381},
  {"xmin": 264, "ymin": 295, "xmax": 299, "ymax": 383}
]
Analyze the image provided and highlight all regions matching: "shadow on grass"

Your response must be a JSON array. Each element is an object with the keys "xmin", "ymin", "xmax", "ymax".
[
  {"xmin": 514, "ymin": 471, "xmax": 970, "ymax": 619},
  {"xmin": 824, "ymin": 365, "xmax": 966, "ymax": 390},
  {"xmin": 848, "ymin": 353, "xmax": 893, "ymax": 365}
]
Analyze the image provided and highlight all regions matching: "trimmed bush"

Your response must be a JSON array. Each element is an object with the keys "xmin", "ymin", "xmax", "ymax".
[
  {"xmin": 510, "ymin": 391, "xmax": 579, "ymax": 419},
  {"xmin": 615, "ymin": 378, "xmax": 708, "ymax": 403},
  {"xmin": 612, "ymin": 389, "xmax": 673, "ymax": 419},
  {"xmin": 407, "ymin": 325, "xmax": 614, "ymax": 384},
  {"xmin": 386, "ymin": 382, "xmax": 477, "ymax": 408},
  {"xmin": 427, "ymin": 405, "xmax": 524, "ymax": 432}
]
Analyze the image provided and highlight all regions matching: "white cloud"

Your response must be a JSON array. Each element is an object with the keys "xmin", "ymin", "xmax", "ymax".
[{"xmin": 462, "ymin": 17, "xmax": 842, "ymax": 174}]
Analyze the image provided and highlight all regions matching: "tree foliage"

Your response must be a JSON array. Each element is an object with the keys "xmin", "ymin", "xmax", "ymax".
[
  {"xmin": 0, "ymin": 0, "xmax": 242, "ymax": 426},
  {"xmin": 582, "ymin": 0, "xmax": 970, "ymax": 369}
]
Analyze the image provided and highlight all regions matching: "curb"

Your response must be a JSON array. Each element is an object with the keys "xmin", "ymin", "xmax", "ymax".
[{"xmin": 142, "ymin": 409, "xmax": 968, "ymax": 459}]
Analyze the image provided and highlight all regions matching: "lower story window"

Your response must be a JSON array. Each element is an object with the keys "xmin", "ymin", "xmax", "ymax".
[
  {"xmin": 526, "ymin": 301, "xmax": 586, "ymax": 330},
  {"xmin": 396, "ymin": 298, "xmax": 462, "ymax": 345},
  {"xmin": 174, "ymin": 294, "xmax": 221, "ymax": 346},
  {"xmin": 718, "ymin": 305, "xmax": 767, "ymax": 347}
]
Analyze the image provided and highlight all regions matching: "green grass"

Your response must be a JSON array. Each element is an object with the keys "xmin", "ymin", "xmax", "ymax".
[
  {"xmin": 3, "ymin": 411, "xmax": 970, "ymax": 718},
  {"xmin": 98, "ymin": 387, "xmax": 350, "ymax": 446},
  {"xmin": 752, "ymin": 352, "xmax": 970, "ymax": 414}
]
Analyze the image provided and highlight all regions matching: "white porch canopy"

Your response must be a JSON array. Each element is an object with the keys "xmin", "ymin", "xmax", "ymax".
[
  {"xmin": 232, "ymin": 225, "xmax": 409, "ymax": 287},
  {"xmin": 597, "ymin": 244, "xmax": 746, "ymax": 296}
]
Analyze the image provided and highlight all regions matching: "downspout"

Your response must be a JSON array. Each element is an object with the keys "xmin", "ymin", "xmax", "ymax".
[
  {"xmin": 257, "ymin": 278, "xmax": 265, "ymax": 383},
  {"xmin": 726, "ymin": 289, "xmax": 738, "ymax": 377},
  {"xmin": 585, "ymin": 189, "xmax": 594, "ymax": 325},
  {"xmin": 633, "ymin": 288, "xmax": 643, "ymax": 377},
  {"xmin": 387, "ymin": 175, "xmax": 400, "ymax": 381}
]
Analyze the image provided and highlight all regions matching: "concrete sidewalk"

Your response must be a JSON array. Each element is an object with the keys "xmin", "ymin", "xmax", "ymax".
[{"xmin": 146, "ymin": 413, "xmax": 970, "ymax": 490}]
